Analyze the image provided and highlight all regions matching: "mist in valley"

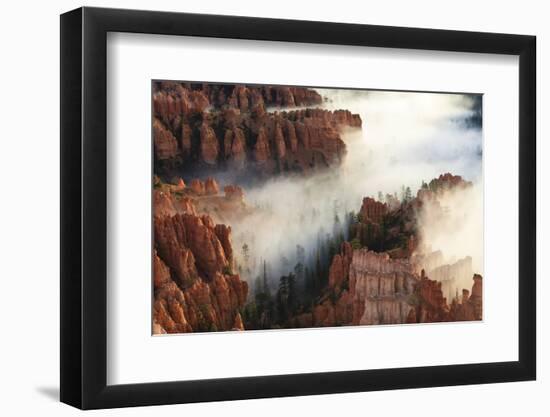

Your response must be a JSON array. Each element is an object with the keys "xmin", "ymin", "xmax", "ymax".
[{"xmin": 228, "ymin": 89, "xmax": 483, "ymax": 294}]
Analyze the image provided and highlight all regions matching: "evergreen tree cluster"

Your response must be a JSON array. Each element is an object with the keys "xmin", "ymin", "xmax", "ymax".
[{"xmin": 242, "ymin": 201, "xmax": 352, "ymax": 329}]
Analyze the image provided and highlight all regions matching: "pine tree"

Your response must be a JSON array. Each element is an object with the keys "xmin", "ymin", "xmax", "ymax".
[
  {"xmin": 294, "ymin": 262, "xmax": 304, "ymax": 282},
  {"xmin": 276, "ymin": 275, "xmax": 289, "ymax": 323},
  {"xmin": 315, "ymin": 250, "xmax": 322, "ymax": 296},
  {"xmin": 241, "ymin": 243, "xmax": 251, "ymax": 277},
  {"xmin": 262, "ymin": 260, "xmax": 270, "ymax": 295},
  {"xmin": 254, "ymin": 275, "xmax": 263, "ymax": 296},
  {"xmin": 242, "ymin": 243, "xmax": 250, "ymax": 262},
  {"xmin": 404, "ymin": 186, "xmax": 412, "ymax": 202},
  {"xmin": 296, "ymin": 244, "xmax": 305, "ymax": 264},
  {"xmin": 287, "ymin": 273, "xmax": 297, "ymax": 314},
  {"xmin": 304, "ymin": 266, "xmax": 312, "ymax": 296}
]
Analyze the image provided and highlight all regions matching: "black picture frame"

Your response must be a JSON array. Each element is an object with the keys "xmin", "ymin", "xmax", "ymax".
[{"xmin": 60, "ymin": 6, "xmax": 536, "ymax": 410}]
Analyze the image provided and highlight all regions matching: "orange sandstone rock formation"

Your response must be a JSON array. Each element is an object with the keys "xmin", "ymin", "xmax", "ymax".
[
  {"xmin": 153, "ymin": 209, "xmax": 248, "ymax": 334},
  {"xmin": 152, "ymin": 82, "xmax": 361, "ymax": 178}
]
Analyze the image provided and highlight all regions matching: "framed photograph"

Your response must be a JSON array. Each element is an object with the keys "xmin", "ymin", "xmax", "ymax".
[{"xmin": 60, "ymin": 6, "xmax": 536, "ymax": 409}]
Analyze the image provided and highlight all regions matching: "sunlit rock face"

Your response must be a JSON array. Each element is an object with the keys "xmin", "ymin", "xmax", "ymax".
[
  {"xmin": 199, "ymin": 121, "xmax": 219, "ymax": 165},
  {"xmin": 153, "ymin": 272, "xmax": 248, "ymax": 334},
  {"xmin": 309, "ymin": 246, "xmax": 483, "ymax": 328},
  {"xmin": 359, "ymin": 197, "xmax": 387, "ymax": 224},
  {"xmin": 152, "ymin": 82, "xmax": 361, "ymax": 179},
  {"xmin": 153, "ymin": 209, "xmax": 248, "ymax": 334},
  {"xmin": 153, "ymin": 118, "xmax": 179, "ymax": 161},
  {"xmin": 153, "ymin": 82, "xmax": 323, "ymax": 121},
  {"xmin": 449, "ymin": 274, "xmax": 483, "ymax": 321},
  {"xmin": 348, "ymin": 249, "xmax": 482, "ymax": 326},
  {"xmin": 328, "ymin": 241, "xmax": 353, "ymax": 290},
  {"xmin": 348, "ymin": 249, "xmax": 417, "ymax": 325},
  {"xmin": 155, "ymin": 213, "xmax": 232, "ymax": 282},
  {"xmin": 151, "ymin": 176, "xmax": 256, "ymax": 334}
]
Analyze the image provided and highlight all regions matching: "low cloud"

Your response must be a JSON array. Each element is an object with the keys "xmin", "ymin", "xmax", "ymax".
[{"xmin": 228, "ymin": 89, "xmax": 483, "ymax": 285}]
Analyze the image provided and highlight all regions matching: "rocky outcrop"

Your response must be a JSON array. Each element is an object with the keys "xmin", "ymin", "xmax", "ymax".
[
  {"xmin": 224, "ymin": 185, "xmax": 245, "ymax": 201},
  {"xmin": 359, "ymin": 197, "xmax": 387, "ymax": 224},
  {"xmin": 223, "ymin": 127, "xmax": 247, "ymax": 170},
  {"xmin": 154, "ymin": 177, "xmax": 250, "ymax": 228},
  {"xmin": 152, "ymin": 82, "xmax": 361, "ymax": 178},
  {"xmin": 293, "ymin": 248, "xmax": 419, "ymax": 327},
  {"xmin": 153, "ymin": 82, "xmax": 323, "ymax": 121},
  {"xmin": 296, "ymin": 243, "xmax": 483, "ymax": 329},
  {"xmin": 253, "ymin": 127, "xmax": 271, "ymax": 163},
  {"xmin": 204, "ymin": 177, "xmax": 220, "ymax": 195},
  {"xmin": 199, "ymin": 121, "xmax": 219, "ymax": 165},
  {"xmin": 153, "ymin": 250, "xmax": 171, "ymax": 288},
  {"xmin": 328, "ymin": 242, "xmax": 353, "ymax": 290},
  {"xmin": 153, "ymin": 209, "xmax": 248, "ymax": 333},
  {"xmin": 449, "ymin": 274, "xmax": 482, "ymax": 321},
  {"xmin": 155, "ymin": 213, "xmax": 232, "ymax": 281},
  {"xmin": 153, "ymin": 189, "xmax": 197, "ymax": 217},
  {"xmin": 153, "ymin": 174, "xmax": 250, "ymax": 334},
  {"xmin": 184, "ymin": 177, "xmax": 220, "ymax": 196},
  {"xmin": 429, "ymin": 172, "xmax": 472, "ymax": 191},
  {"xmin": 470, "ymin": 274, "xmax": 483, "ymax": 319},
  {"xmin": 302, "ymin": 173, "xmax": 483, "ymax": 329},
  {"xmin": 154, "ymin": 272, "xmax": 248, "ymax": 334},
  {"xmin": 153, "ymin": 109, "xmax": 358, "ymax": 177},
  {"xmin": 409, "ymin": 270, "xmax": 450, "ymax": 323},
  {"xmin": 417, "ymin": 172, "xmax": 472, "ymax": 201},
  {"xmin": 349, "ymin": 249, "xmax": 418, "ymax": 325},
  {"xmin": 153, "ymin": 83, "xmax": 210, "ymax": 122},
  {"xmin": 232, "ymin": 312, "xmax": 245, "ymax": 331},
  {"xmin": 153, "ymin": 118, "xmax": 179, "ymax": 160}
]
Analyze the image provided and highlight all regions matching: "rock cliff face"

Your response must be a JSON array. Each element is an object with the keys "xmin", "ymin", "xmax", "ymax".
[
  {"xmin": 417, "ymin": 172, "xmax": 472, "ymax": 201},
  {"xmin": 359, "ymin": 197, "xmax": 387, "ymax": 224},
  {"xmin": 349, "ymin": 249, "xmax": 418, "ymax": 325},
  {"xmin": 153, "ymin": 118, "xmax": 179, "ymax": 161},
  {"xmin": 449, "ymin": 274, "xmax": 482, "ymax": 321},
  {"xmin": 152, "ymin": 82, "xmax": 361, "ymax": 179},
  {"xmin": 153, "ymin": 199, "xmax": 248, "ymax": 333},
  {"xmin": 152, "ymin": 174, "xmax": 255, "ymax": 333},
  {"xmin": 153, "ymin": 82, "xmax": 323, "ymax": 120},
  {"xmin": 410, "ymin": 270, "xmax": 451, "ymax": 323},
  {"xmin": 293, "ymin": 245, "xmax": 482, "ymax": 328},
  {"xmin": 328, "ymin": 241, "xmax": 353, "ymax": 290},
  {"xmin": 155, "ymin": 175, "xmax": 250, "ymax": 229}
]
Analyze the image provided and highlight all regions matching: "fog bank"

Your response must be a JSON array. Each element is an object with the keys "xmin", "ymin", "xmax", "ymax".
[
  {"xmin": 417, "ymin": 182, "xmax": 484, "ymax": 278},
  {"xmin": 229, "ymin": 89, "xmax": 483, "ymax": 288}
]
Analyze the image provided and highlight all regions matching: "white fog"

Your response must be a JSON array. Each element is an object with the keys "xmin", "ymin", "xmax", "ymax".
[{"xmin": 229, "ymin": 89, "xmax": 483, "ymax": 289}]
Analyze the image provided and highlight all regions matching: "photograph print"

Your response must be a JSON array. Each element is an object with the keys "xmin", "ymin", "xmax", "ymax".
[{"xmin": 152, "ymin": 81, "xmax": 483, "ymax": 335}]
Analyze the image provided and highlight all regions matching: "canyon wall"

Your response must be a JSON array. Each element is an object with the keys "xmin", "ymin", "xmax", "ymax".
[
  {"xmin": 153, "ymin": 82, "xmax": 324, "ymax": 119},
  {"xmin": 349, "ymin": 249, "xmax": 418, "ymax": 325},
  {"xmin": 291, "ymin": 244, "xmax": 482, "ymax": 329},
  {"xmin": 152, "ymin": 189, "xmax": 249, "ymax": 334},
  {"xmin": 152, "ymin": 82, "xmax": 361, "ymax": 179},
  {"xmin": 449, "ymin": 274, "xmax": 483, "ymax": 321}
]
